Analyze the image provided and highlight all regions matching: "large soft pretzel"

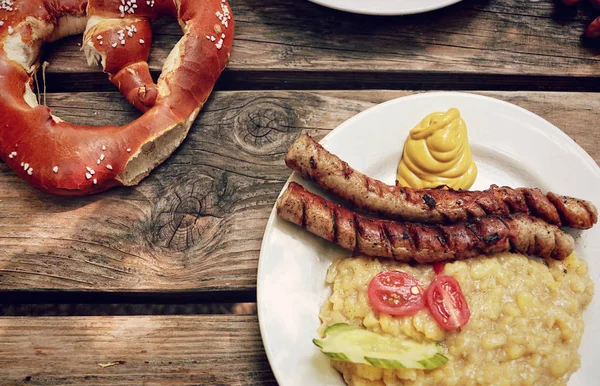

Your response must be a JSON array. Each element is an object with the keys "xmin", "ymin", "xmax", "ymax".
[{"xmin": 0, "ymin": 0, "xmax": 234, "ymax": 196}]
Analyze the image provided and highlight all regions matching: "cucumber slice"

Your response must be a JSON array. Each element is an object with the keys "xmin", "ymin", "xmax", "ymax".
[{"xmin": 313, "ymin": 323, "xmax": 448, "ymax": 370}]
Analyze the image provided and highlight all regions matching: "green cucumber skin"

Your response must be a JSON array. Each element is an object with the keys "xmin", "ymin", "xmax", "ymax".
[
  {"xmin": 418, "ymin": 353, "xmax": 449, "ymax": 369},
  {"xmin": 314, "ymin": 323, "xmax": 356, "ymax": 349},
  {"xmin": 324, "ymin": 323, "xmax": 355, "ymax": 334},
  {"xmin": 323, "ymin": 352, "xmax": 351, "ymax": 361},
  {"xmin": 365, "ymin": 357, "xmax": 407, "ymax": 369},
  {"xmin": 314, "ymin": 323, "xmax": 449, "ymax": 370},
  {"xmin": 313, "ymin": 338, "xmax": 324, "ymax": 349}
]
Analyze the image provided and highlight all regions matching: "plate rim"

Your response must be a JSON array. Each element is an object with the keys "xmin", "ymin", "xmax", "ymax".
[
  {"xmin": 257, "ymin": 91, "xmax": 600, "ymax": 386},
  {"xmin": 308, "ymin": 0, "xmax": 463, "ymax": 16}
]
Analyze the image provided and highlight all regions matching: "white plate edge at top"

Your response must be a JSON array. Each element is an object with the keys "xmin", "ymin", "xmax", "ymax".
[{"xmin": 308, "ymin": 0, "xmax": 463, "ymax": 16}]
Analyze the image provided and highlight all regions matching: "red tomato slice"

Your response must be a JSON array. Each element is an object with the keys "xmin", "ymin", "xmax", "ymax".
[
  {"xmin": 367, "ymin": 271, "xmax": 426, "ymax": 316},
  {"xmin": 426, "ymin": 275, "xmax": 470, "ymax": 331},
  {"xmin": 433, "ymin": 263, "xmax": 445, "ymax": 275}
]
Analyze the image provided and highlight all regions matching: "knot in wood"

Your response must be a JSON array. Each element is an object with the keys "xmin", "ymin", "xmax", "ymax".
[
  {"xmin": 233, "ymin": 99, "xmax": 297, "ymax": 154},
  {"xmin": 173, "ymin": 196, "xmax": 203, "ymax": 229},
  {"xmin": 151, "ymin": 180, "xmax": 224, "ymax": 253}
]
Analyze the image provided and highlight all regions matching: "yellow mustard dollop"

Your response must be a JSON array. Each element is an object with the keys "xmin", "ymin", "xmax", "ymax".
[{"xmin": 396, "ymin": 108, "xmax": 477, "ymax": 190}]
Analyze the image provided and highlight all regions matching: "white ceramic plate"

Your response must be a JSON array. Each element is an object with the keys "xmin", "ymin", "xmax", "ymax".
[
  {"xmin": 309, "ymin": 0, "xmax": 462, "ymax": 15},
  {"xmin": 257, "ymin": 92, "xmax": 600, "ymax": 386}
]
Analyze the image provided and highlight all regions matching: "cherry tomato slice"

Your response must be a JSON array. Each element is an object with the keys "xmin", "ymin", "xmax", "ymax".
[
  {"xmin": 433, "ymin": 263, "xmax": 445, "ymax": 275},
  {"xmin": 426, "ymin": 275, "xmax": 470, "ymax": 331},
  {"xmin": 367, "ymin": 271, "xmax": 426, "ymax": 316}
]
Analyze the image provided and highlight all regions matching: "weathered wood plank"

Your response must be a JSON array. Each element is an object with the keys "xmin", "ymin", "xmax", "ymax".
[
  {"xmin": 0, "ymin": 90, "xmax": 598, "ymax": 293},
  {"xmin": 40, "ymin": 0, "xmax": 600, "ymax": 91},
  {"xmin": 0, "ymin": 315, "xmax": 276, "ymax": 385}
]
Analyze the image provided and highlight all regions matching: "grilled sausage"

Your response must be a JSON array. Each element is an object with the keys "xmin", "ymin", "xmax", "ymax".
[
  {"xmin": 277, "ymin": 182, "xmax": 575, "ymax": 263},
  {"xmin": 285, "ymin": 134, "xmax": 597, "ymax": 229}
]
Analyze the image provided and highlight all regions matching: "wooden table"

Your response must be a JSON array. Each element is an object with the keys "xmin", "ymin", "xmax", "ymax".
[{"xmin": 1, "ymin": 0, "xmax": 600, "ymax": 384}]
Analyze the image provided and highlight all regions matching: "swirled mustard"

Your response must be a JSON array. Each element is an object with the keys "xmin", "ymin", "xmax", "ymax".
[{"xmin": 396, "ymin": 108, "xmax": 477, "ymax": 190}]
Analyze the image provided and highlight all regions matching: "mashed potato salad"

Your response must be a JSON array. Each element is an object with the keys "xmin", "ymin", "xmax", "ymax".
[{"xmin": 317, "ymin": 253, "xmax": 593, "ymax": 386}]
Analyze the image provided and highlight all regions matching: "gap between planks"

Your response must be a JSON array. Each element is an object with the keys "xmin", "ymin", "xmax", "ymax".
[
  {"xmin": 0, "ymin": 290, "xmax": 257, "ymax": 305},
  {"xmin": 41, "ymin": 70, "xmax": 600, "ymax": 93},
  {"xmin": 0, "ymin": 302, "xmax": 257, "ymax": 317}
]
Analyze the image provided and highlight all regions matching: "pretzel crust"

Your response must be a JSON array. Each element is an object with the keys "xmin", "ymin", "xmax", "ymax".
[{"xmin": 0, "ymin": 0, "xmax": 234, "ymax": 195}]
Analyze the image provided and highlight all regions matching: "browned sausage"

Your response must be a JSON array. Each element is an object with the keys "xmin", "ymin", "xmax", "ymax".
[
  {"xmin": 277, "ymin": 182, "xmax": 575, "ymax": 263},
  {"xmin": 285, "ymin": 134, "xmax": 597, "ymax": 229}
]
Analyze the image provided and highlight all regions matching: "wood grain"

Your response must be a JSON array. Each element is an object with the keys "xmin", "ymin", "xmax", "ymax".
[
  {"xmin": 40, "ymin": 0, "xmax": 600, "ymax": 91},
  {"xmin": 0, "ymin": 90, "xmax": 598, "ymax": 293},
  {"xmin": 0, "ymin": 315, "xmax": 276, "ymax": 385}
]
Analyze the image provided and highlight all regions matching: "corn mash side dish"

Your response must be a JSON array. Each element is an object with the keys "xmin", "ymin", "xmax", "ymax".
[{"xmin": 318, "ymin": 253, "xmax": 594, "ymax": 386}]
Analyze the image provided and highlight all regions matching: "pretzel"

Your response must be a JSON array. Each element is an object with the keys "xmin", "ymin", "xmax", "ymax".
[{"xmin": 0, "ymin": 0, "xmax": 234, "ymax": 196}]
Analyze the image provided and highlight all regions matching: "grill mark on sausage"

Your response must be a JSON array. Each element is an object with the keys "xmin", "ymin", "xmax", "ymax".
[
  {"xmin": 402, "ymin": 227, "xmax": 415, "ymax": 251},
  {"xmin": 407, "ymin": 225, "xmax": 422, "ymax": 251},
  {"xmin": 465, "ymin": 209, "xmax": 478, "ymax": 221},
  {"xmin": 438, "ymin": 209, "xmax": 453, "ymax": 225},
  {"xmin": 465, "ymin": 223, "xmax": 483, "ymax": 241},
  {"xmin": 507, "ymin": 235, "xmax": 517, "ymax": 254},
  {"xmin": 300, "ymin": 200, "xmax": 307, "ymax": 228},
  {"xmin": 497, "ymin": 216, "xmax": 511, "ymax": 229},
  {"xmin": 475, "ymin": 199, "xmax": 492, "ymax": 215},
  {"xmin": 483, "ymin": 233, "xmax": 500, "ymax": 244},
  {"xmin": 352, "ymin": 213, "xmax": 360, "ymax": 254},
  {"xmin": 423, "ymin": 194, "xmax": 436, "ymax": 209},
  {"xmin": 440, "ymin": 225, "xmax": 453, "ymax": 255},
  {"xmin": 331, "ymin": 206, "xmax": 338, "ymax": 243},
  {"xmin": 549, "ymin": 194, "xmax": 572, "ymax": 228},
  {"xmin": 381, "ymin": 224, "xmax": 397, "ymax": 261},
  {"xmin": 435, "ymin": 225, "xmax": 448, "ymax": 248}
]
